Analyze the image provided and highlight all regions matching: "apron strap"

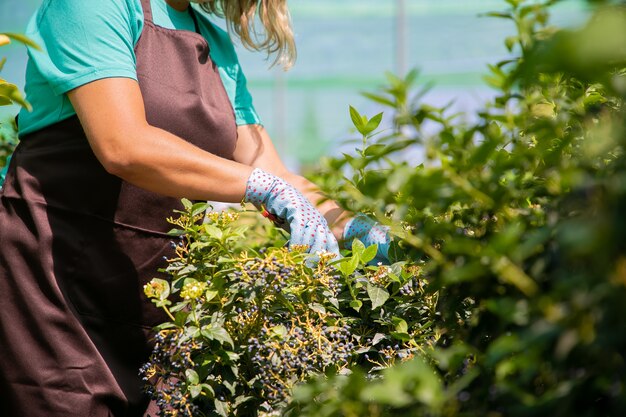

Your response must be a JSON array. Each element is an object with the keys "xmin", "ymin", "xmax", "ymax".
[
  {"xmin": 140, "ymin": 0, "xmax": 154, "ymax": 23},
  {"xmin": 188, "ymin": 6, "xmax": 201, "ymax": 35}
]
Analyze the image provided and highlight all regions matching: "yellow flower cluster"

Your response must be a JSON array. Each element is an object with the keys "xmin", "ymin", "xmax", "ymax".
[
  {"xmin": 180, "ymin": 281, "xmax": 208, "ymax": 300},
  {"xmin": 143, "ymin": 280, "xmax": 167, "ymax": 299},
  {"xmin": 369, "ymin": 265, "xmax": 392, "ymax": 286},
  {"xmin": 205, "ymin": 210, "xmax": 240, "ymax": 227}
]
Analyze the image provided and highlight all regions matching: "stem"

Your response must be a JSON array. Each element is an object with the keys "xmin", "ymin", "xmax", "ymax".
[
  {"xmin": 359, "ymin": 134, "xmax": 368, "ymax": 180},
  {"xmin": 162, "ymin": 305, "xmax": 176, "ymax": 322},
  {"xmin": 191, "ymin": 300, "xmax": 201, "ymax": 328}
]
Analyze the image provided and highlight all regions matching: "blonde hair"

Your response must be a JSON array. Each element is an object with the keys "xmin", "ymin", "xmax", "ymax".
[{"xmin": 199, "ymin": 0, "xmax": 296, "ymax": 70}]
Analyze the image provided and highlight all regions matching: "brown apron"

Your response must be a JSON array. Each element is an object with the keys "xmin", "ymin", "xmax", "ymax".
[{"xmin": 0, "ymin": 0, "xmax": 238, "ymax": 415}]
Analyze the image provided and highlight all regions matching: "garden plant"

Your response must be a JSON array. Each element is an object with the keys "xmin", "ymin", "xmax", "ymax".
[
  {"xmin": 142, "ymin": 0, "xmax": 626, "ymax": 416},
  {"xmin": 2, "ymin": 0, "xmax": 626, "ymax": 416}
]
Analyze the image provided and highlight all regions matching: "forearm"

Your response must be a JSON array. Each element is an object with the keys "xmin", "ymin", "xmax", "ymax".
[{"xmin": 106, "ymin": 124, "xmax": 253, "ymax": 203}]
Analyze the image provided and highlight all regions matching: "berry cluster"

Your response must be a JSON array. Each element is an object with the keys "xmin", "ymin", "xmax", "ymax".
[
  {"xmin": 139, "ymin": 330, "xmax": 200, "ymax": 417},
  {"xmin": 226, "ymin": 254, "xmax": 359, "ymax": 409},
  {"xmin": 399, "ymin": 277, "xmax": 420, "ymax": 296},
  {"xmin": 246, "ymin": 317, "xmax": 357, "ymax": 406}
]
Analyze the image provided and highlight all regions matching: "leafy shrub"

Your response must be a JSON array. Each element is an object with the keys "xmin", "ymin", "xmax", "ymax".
[
  {"xmin": 142, "ymin": 1, "xmax": 626, "ymax": 416},
  {"xmin": 142, "ymin": 203, "xmax": 437, "ymax": 417},
  {"xmin": 287, "ymin": 1, "xmax": 626, "ymax": 416}
]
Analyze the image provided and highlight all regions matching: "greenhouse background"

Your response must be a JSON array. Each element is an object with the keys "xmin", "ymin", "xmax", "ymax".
[{"xmin": 0, "ymin": 0, "xmax": 587, "ymax": 169}]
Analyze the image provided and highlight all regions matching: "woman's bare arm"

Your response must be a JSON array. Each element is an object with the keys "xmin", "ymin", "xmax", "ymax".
[
  {"xmin": 68, "ymin": 77, "xmax": 253, "ymax": 203},
  {"xmin": 69, "ymin": 77, "xmax": 348, "ymax": 241}
]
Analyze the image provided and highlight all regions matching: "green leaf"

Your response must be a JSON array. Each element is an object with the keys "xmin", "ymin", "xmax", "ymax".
[
  {"xmin": 214, "ymin": 399, "xmax": 229, "ymax": 417},
  {"xmin": 191, "ymin": 202, "xmax": 209, "ymax": 217},
  {"xmin": 351, "ymin": 238, "xmax": 366, "ymax": 258},
  {"xmin": 491, "ymin": 256, "xmax": 538, "ymax": 296},
  {"xmin": 361, "ymin": 91, "xmax": 395, "ymax": 108},
  {"xmin": 204, "ymin": 290, "xmax": 218, "ymax": 302},
  {"xmin": 2, "ymin": 33, "xmax": 41, "ymax": 50},
  {"xmin": 270, "ymin": 324, "xmax": 288, "ymax": 339},
  {"xmin": 350, "ymin": 299, "xmax": 363, "ymax": 312},
  {"xmin": 349, "ymin": 105, "xmax": 365, "ymax": 132},
  {"xmin": 184, "ymin": 325, "xmax": 200, "ymax": 339},
  {"xmin": 360, "ymin": 378, "xmax": 413, "ymax": 407},
  {"xmin": 483, "ymin": 11, "xmax": 513, "ymax": 20},
  {"xmin": 469, "ymin": 136, "xmax": 500, "ymax": 166},
  {"xmin": 167, "ymin": 228, "xmax": 185, "ymax": 237},
  {"xmin": 361, "ymin": 244, "xmax": 378, "ymax": 264},
  {"xmin": 361, "ymin": 112, "xmax": 384, "ymax": 136},
  {"xmin": 181, "ymin": 198, "xmax": 193, "ymax": 210},
  {"xmin": 201, "ymin": 383, "xmax": 215, "ymax": 398},
  {"xmin": 309, "ymin": 303, "xmax": 326, "ymax": 314},
  {"xmin": 393, "ymin": 318, "xmax": 408, "ymax": 334},
  {"xmin": 201, "ymin": 325, "xmax": 234, "ymax": 347},
  {"xmin": 185, "ymin": 369, "xmax": 200, "ymax": 385},
  {"xmin": 371, "ymin": 333, "xmax": 386, "ymax": 345},
  {"xmin": 204, "ymin": 224, "xmax": 223, "ymax": 239},
  {"xmin": 505, "ymin": 35, "xmax": 519, "ymax": 52},
  {"xmin": 363, "ymin": 144, "xmax": 386, "ymax": 157},
  {"xmin": 0, "ymin": 81, "xmax": 30, "ymax": 110},
  {"xmin": 390, "ymin": 332, "xmax": 412, "ymax": 341},
  {"xmin": 335, "ymin": 255, "xmax": 359, "ymax": 276},
  {"xmin": 367, "ymin": 283, "xmax": 389, "ymax": 309},
  {"xmin": 189, "ymin": 384, "xmax": 202, "ymax": 398},
  {"xmin": 152, "ymin": 278, "xmax": 171, "ymax": 301},
  {"xmin": 154, "ymin": 322, "xmax": 176, "ymax": 331}
]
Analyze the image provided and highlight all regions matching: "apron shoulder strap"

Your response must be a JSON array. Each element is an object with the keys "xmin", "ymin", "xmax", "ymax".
[
  {"xmin": 139, "ymin": 0, "xmax": 154, "ymax": 23},
  {"xmin": 188, "ymin": 6, "xmax": 201, "ymax": 35}
]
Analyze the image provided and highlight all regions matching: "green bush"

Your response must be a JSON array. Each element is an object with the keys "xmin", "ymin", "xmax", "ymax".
[
  {"xmin": 142, "ymin": 1, "xmax": 626, "ymax": 416},
  {"xmin": 287, "ymin": 1, "xmax": 626, "ymax": 416},
  {"xmin": 142, "ymin": 206, "xmax": 436, "ymax": 417}
]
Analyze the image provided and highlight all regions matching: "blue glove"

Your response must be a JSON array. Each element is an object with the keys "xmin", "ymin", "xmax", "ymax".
[
  {"xmin": 244, "ymin": 168, "xmax": 340, "ymax": 256},
  {"xmin": 343, "ymin": 214, "xmax": 391, "ymax": 265}
]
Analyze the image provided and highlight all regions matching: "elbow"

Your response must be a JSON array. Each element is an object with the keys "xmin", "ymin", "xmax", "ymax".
[
  {"xmin": 100, "ymin": 154, "xmax": 134, "ymax": 178},
  {"xmin": 90, "ymin": 135, "xmax": 139, "ymax": 179}
]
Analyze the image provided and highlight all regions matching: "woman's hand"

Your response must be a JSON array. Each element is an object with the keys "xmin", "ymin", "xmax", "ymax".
[
  {"xmin": 234, "ymin": 125, "xmax": 349, "ymax": 240},
  {"xmin": 343, "ymin": 214, "xmax": 392, "ymax": 265},
  {"xmin": 244, "ymin": 168, "xmax": 339, "ymax": 255}
]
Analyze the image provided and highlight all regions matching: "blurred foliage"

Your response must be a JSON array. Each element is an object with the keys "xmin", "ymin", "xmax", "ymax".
[
  {"xmin": 0, "ymin": 33, "xmax": 37, "ymax": 180},
  {"xmin": 0, "ymin": 32, "xmax": 38, "ymax": 110},
  {"xmin": 0, "ymin": 116, "xmax": 17, "ymax": 169},
  {"xmin": 141, "ymin": 203, "xmax": 437, "ymax": 417},
  {"xmin": 294, "ymin": 0, "xmax": 626, "ymax": 416}
]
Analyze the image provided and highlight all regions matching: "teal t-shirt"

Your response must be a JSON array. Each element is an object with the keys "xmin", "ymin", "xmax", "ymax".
[
  {"xmin": 1, "ymin": 0, "xmax": 262, "ymax": 187},
  {"xmin": 17, "ymin": 0, "xmax": 261, "ymax": 136}
]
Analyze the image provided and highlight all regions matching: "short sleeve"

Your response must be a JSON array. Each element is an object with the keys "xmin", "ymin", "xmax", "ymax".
[
  {"xmin": 27, "ymin": 0, "xmax": 142, "ymax": 95},
  {"xmin": 233, "ymin": 68, "xmax": 262, "ymax": 126}
]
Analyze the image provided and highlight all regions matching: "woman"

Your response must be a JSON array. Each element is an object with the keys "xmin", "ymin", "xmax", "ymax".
[{"xmin": 0, "ymin": 0, "xmax": 390, "ymax": 415}]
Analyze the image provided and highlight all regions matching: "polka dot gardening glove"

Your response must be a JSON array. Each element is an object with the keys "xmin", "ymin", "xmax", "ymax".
[
  {"xmin": 343, "ymin": 214, "xmax": 392, "ymax": 265},
  {"xmin": 244, "ymin": 168, "xmax": 340, "ymax": 256}
]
